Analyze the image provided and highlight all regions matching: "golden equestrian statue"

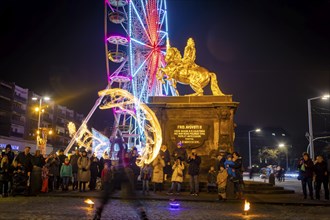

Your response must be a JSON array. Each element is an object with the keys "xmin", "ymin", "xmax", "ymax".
[{"xmin": 159, "ymin": 38, "xmax": 225, "ymax": 96}]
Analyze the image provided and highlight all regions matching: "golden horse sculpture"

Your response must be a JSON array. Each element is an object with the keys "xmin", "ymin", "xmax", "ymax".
[{"xmin": 159, "ymin": 38, "xmax": 225, "ymax": 96}]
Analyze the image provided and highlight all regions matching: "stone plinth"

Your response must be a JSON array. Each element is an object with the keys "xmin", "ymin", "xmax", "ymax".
[{"xmin": 148, "ymin": 95, "xmax": 239, "ymax": 178}]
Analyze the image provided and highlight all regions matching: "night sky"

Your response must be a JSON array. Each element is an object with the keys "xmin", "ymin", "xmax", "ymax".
[{"xmin": 1, "ymin": 0, "xmax": 329, "ymax": 152}]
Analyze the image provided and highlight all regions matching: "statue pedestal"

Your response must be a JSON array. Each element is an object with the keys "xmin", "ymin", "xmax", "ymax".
[{"xmin": 148, "ymin": 95, "xmax": 239, "ymax": 179}]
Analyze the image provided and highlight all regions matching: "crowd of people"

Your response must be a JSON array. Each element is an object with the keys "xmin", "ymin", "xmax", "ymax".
[{"xmin": 0, "ymin": 142, "xmax": 245, "ymax": 202}]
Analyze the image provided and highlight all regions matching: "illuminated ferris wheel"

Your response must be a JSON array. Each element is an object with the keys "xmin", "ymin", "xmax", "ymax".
[
  {"xmin": 65, "ymin": 0, "xmax": 172, "ymax": 156},
  {"xmin": 105, "ymin": 0, "xmax": 174, "ymax": 149}
]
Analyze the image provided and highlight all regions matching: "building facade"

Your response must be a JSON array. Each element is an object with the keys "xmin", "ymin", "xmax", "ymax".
[{"xmin": 0, "ymin": 80, "xmax": 84, "ymax": 153}]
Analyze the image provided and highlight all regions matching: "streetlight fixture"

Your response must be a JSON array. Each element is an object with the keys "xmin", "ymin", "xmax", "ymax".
[
  {"xmin": 307, "ymin": 94, "xmax": 329, "ymax": 160},
  {"xmin": 248, "ymin": 128, "xmax": 261, "ymax": 168},
  {"xmin": 32, "ymin": 96, "xmax": 51, "ymax": 150},
  {"xmin": 278, "ymin": 143, "xmax": 290, "ymax": 171}
]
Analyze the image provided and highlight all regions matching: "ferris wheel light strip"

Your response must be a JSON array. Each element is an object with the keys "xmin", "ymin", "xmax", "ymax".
[
  {"xmin": 140, "ymin": 0, "xmax": 148, "ymax": 23},
  {"xmin": 156, "ymin": 32, "xmax": 167, "ymax": 48},
  {"xmin": 131, "ymin": 38, "xmax": 152, "ymax": 48},
  {"xmin": 160, "ymin": 9, "xmax": 166, "ymax": 30},
  {"xmin": 131, "ymin": 1, "xmax": 152, "ymax": 44},
  {"xmin": 164, "ymin": 0, "xmax": 169, "ymax": 42},
  {"xmin": 139, "ymin": 72, "xmax": 149, "ymax": 101},
  {"xmin": 158, "ymin": 0, "xmax": 163, "ymax": 21},
  {"xmin": 132, "ymin": 51, "xmax": 153, "ymax": 77}
]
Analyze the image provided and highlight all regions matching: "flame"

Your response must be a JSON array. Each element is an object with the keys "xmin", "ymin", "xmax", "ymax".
[
  {"xmin": 84, "ymin": 199, "xmax": 94, "ymax": 205},
  {"xmin": 244, "ymin": 200, "xmax": 250, "ymax": 211}
]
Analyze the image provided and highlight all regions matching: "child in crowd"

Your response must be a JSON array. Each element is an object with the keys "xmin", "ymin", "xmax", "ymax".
[
  {"xmin": 217, "ymin": 166, "xmax": 228, "ymax": 201},
  {"xmin": 60, "ymin": 158, "xmax": 72, "ymax": 191},
  {"xmin": 207, "ymin": 166, "xmax": 217, "ymax": 193},
  {"xmin": 167, "ymin": 157, "xmax": 185, "ymax": 195},
  {"xmin": 140, "ymin": 162, "xmax": 152, "ymax": 194},
  {"xmin": 224, "ymin": 154, "xmax": 236, "ymax": 181},
  {"xmin": 101, "ymin": 163, "xmax": 113, "ymax": 189},
  {"xmin": 41, "ymin": 164, "xmax": 49, "ymax": 193}
]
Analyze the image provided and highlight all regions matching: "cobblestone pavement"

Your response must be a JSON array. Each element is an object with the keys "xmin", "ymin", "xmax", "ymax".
[{"xmin": 1, "ymin": 196, "xmax": 330, "ymax": 220}]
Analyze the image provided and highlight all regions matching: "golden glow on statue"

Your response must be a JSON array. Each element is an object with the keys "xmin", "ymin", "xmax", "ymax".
[
  {"xmin": 159, "ymin": 38, "xmax": 225, "ymax": 96},
  {"xmin": 98, "ymin": 88, "xmax": 162, "ymax": 167}
]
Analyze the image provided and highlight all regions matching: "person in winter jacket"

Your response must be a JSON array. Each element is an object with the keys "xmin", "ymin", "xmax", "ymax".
[
  {"xmin": 152, "ymin": 154, "xmax": 165, "ymax": 192},
  {"xmin": 187, "ymin": 149, "xmax": 201, "ymax": 195},
  {"xmin": 298, "ymin": 152, "xmax": 314, "ymax": 199},
  {"xmin": 228, "ymin": 152, "xmax": 244, "ymax": 199},
  {"xmin": 45, "ymin": 153, "xmax": 60, "ymax": 192},
  {"xmin": 140, "ymin": 163, "xmax": 152, "ymax": 194},
  {"xmin": 77, "ymin": 151, "xmax": 91, "ymax": 192},
  {"xmin": 69, "ymin": 149, "xmax": 80, "ymax": 190},
  {"xmin": 0, "ymin": 156, "xmax": 10, "ymax": 197},
  {"xmin": 217, "ymin": 166, "xmax": 228, "ymax": 201},
  {"xmin": 167, "ymin": 157, "xmax": 184, "ymax": 195},
  {"xmin": 207, "ymin": 166, "xmax": 217, "ymax": 193},
  {"xmin": 160, "ymin": 144, "xmax": 171, "ymax": 181},
  {"xmin": 60, "ymin": 158, "xmax": 73, "ymax": 191},
  {"xmin": 89, "ymin": 153, "xmax": 100, "ymax": 191},
  {"xmin": 314, "ymin": 155, "xmax": 329, "ymax": 200}
]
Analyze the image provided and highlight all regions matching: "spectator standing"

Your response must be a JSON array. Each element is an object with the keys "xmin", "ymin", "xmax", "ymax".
[
  {"xmin": 100, "ymin": 151, "xmax": 111, "ymax": 173},
  {"xmin": 30, "ymin": 150, "xmax": 45, "ymax": 195},
  {"xmin": 15, "ymin": 146, "xmax": 33, "ymax": 177},
  {"xmin": 152, "ymin": 154, "xmax": 165, "ymax": 192},
  {"xmin": 298, "ymin": 152, "xmax": 314, "ymax": 199},
  {"xmin": 78, "ymin": 151, "xmax": 91, "ymax": 192},
  {"xmin": 5, "ymin": 144, "xmax": 15, "ymax": 165},
  {"xmin": 217, "ymin": 166, "xmax": 228, "ymax": 201},
  {"xmin": 90, "ymin": 153, "xmax": 100, "ymax": 191},
  {"xmin": 167, "ymin": 158, "xmax": 184, "ymax": 195},
  {"xmin": 140, "ymin": 162, "xmax": 152, "ymax": 195},
  {"xmin": 314, "ymin": 155, "xmax": 329, "ymax": 200},
  {"xmin": 60, "ymin": 158, "xmax": 73, "ymax": 191},
  {"xmin": 229, "ymin": 152, "xmax": 244, "ymax": 200},
  {"xmin": 129, "ymin": 147, "xmax": 140, "ymax": 189},
  {"xmin": 207, "ymin": 166, "xmax": 217, "ymax": 193},
  {"xmin": 5, "ymin": 145, "xmax": 15, "ymax": 194},
  {"xmin": 70, "ymin": 149, "xmax": 80, "ymax": 190},
  {"xmin": 15, "ymin": 146, "xmax": 33, "ymax": 192},
  {"xmin": 101, "ymin": 163, "xmax": 113, "ymax": 190},
  {"xmin": 45, "ymin": 154, "xmax": 60, "ymax": 192},
  {"xmin": 0, "ymin": 155, "xmax": 10, "ymax": 197},
  {"xmin": 187, "ymin": 149, "xmax": 201, "ymax": 196},
  {"xmin": 215, "ymin": 150, "xmax": 226, "ymax": 171},
  {"xmin": 40, "ymin": 164, "xmax": 49, "ymax": 193},
  {"xmin": 57, "ymin": 149, "xmax": 67, "ymax": 190},
  {"xmin": 172, "ymin": 141, "xmax": 187, "ymax": 162},
  {"xmin": 160, "ymin": 144, "xmax": 171, "ymax": 181}
]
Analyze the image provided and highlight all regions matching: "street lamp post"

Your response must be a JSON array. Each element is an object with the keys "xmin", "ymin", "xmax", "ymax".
[
  {"xmin": 278, "ymin": 143, "xmax": 290, "ymax": 171},
  {"xmin": 32, "ymin": 96, "xmax": 50, "ymax": 150},
  {"xmin": 307, "ymin": 94, "xmax": 329, "ymax": 160},
  {"xmin": 248, "ymin": 128, "xmax": 261, "ymax": 168}
]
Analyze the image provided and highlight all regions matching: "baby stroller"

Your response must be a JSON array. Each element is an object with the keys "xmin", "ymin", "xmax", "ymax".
[{"xmin": 12, "ymin": 170, "xmax": 28, "ymax": 196}]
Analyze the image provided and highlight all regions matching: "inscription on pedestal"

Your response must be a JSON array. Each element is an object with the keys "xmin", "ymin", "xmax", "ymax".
[{"xmin": 172, "ymin": 123, "xmax": 209, "ymax": 148}]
